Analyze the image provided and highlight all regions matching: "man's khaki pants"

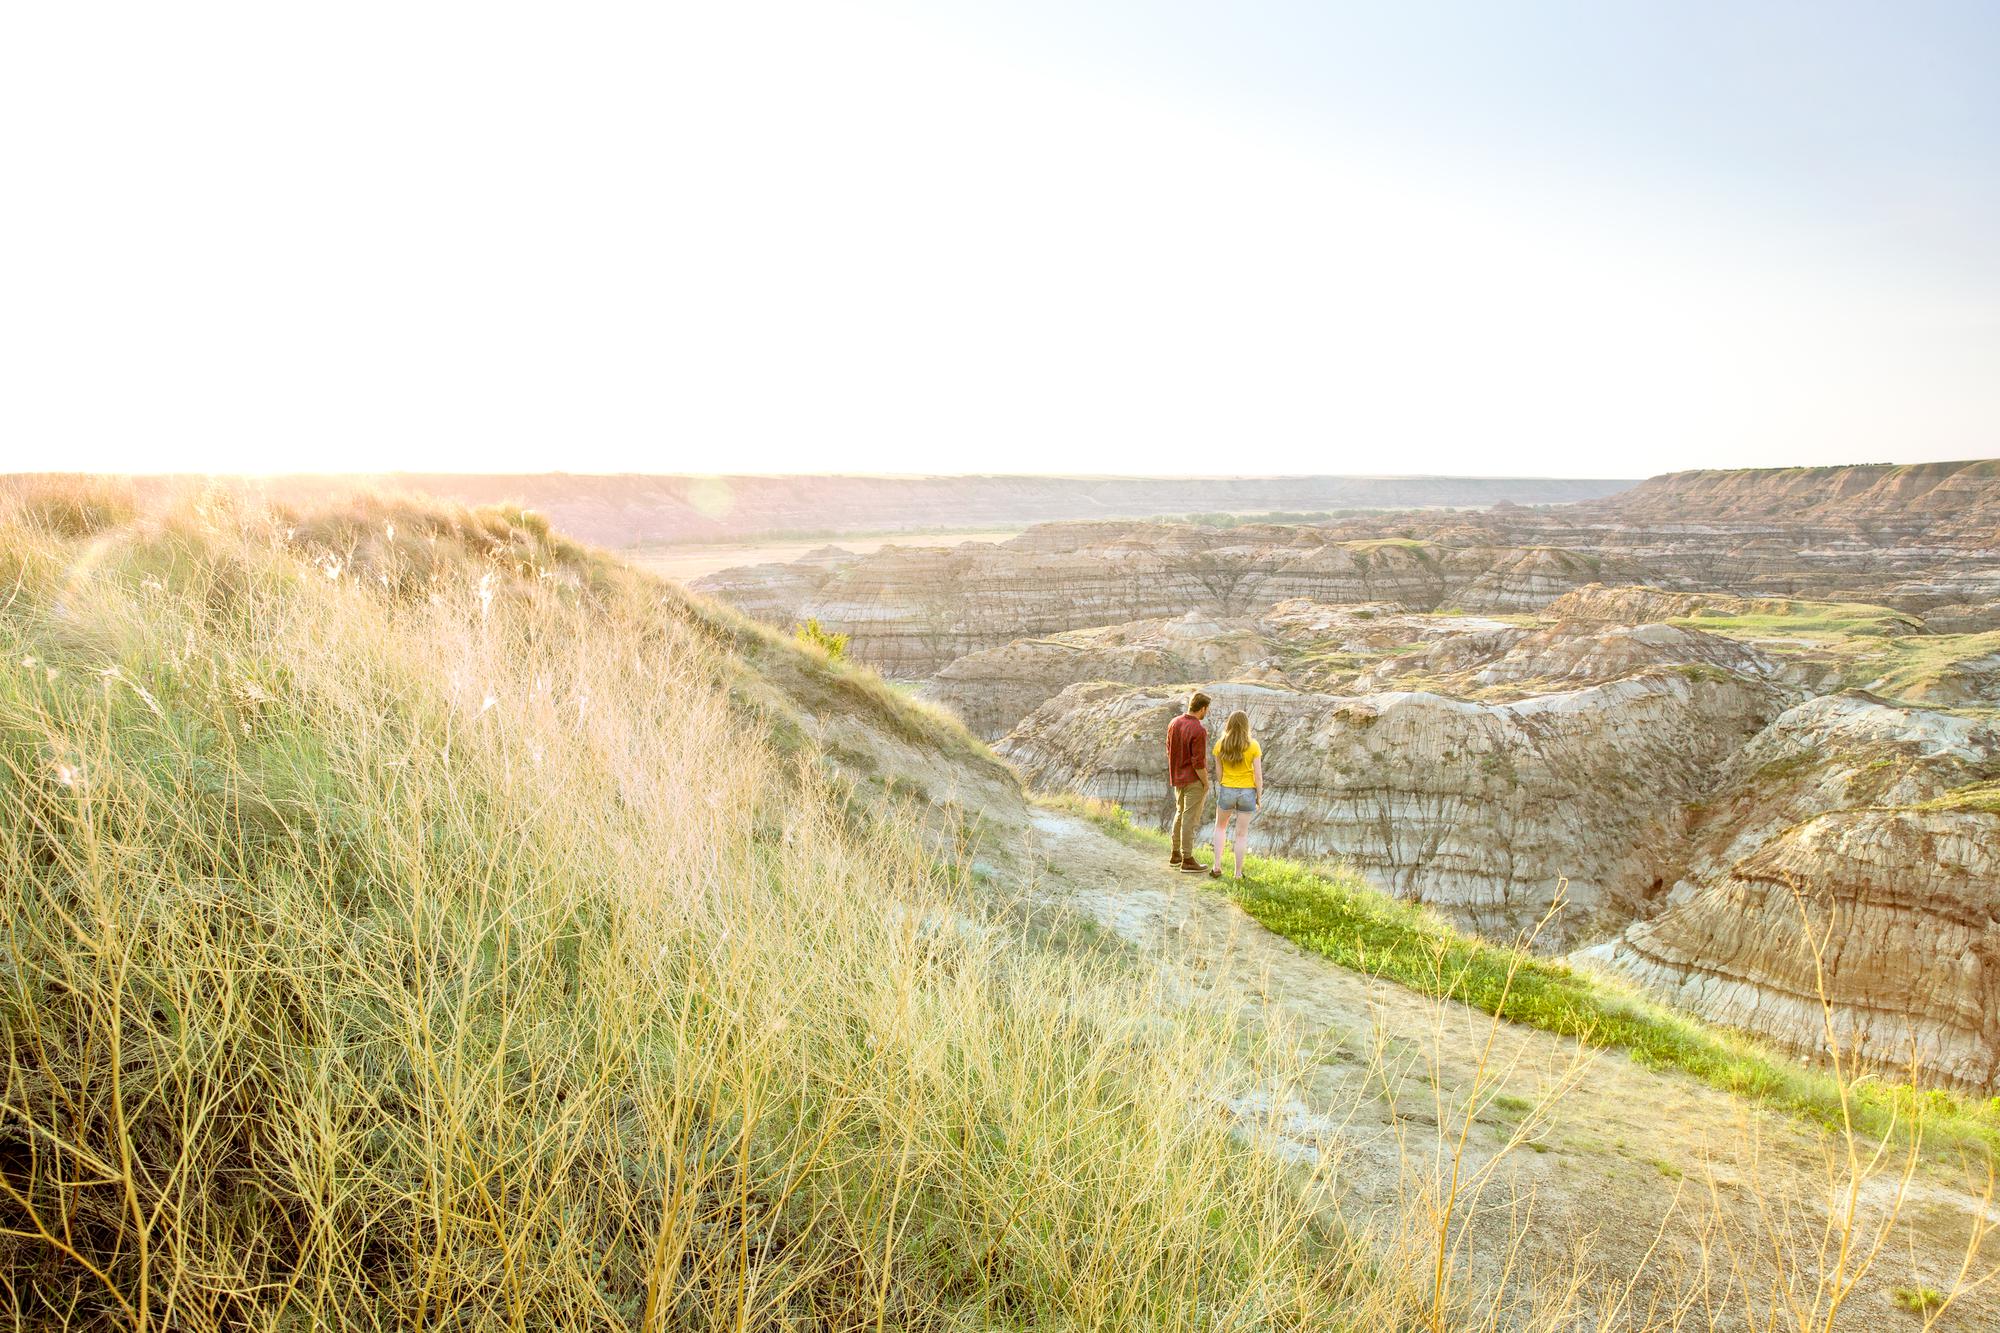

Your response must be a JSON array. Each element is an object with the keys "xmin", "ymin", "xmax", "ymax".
[{"xmin": 1170, "ymin": 781, "xmax": 1206, "ymax": 861}]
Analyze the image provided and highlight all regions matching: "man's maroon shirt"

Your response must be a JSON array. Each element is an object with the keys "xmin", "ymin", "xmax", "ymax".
[{"xmin": 1166, "ymin": 712, "xmax": 1207, "ymax": 787}]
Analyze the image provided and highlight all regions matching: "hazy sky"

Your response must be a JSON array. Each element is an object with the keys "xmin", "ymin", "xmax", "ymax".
[{"xmin": 4, "ymin": 1, "xmax": 1995, "ymax": 477}]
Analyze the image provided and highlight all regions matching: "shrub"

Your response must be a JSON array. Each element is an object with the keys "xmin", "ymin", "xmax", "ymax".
[{"xmin": 792, "ymin": 616, "xmax": 850, "ymax": 661}]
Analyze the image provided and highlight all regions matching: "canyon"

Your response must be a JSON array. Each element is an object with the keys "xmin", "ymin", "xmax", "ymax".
[{"xmin": 694, "ymin": 460, "xmax": 2000, "ymax": 1093}]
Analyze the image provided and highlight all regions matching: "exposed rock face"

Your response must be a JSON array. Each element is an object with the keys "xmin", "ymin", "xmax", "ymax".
[
  {"xmin": 1246, "ymin": 542, "xmax": 1643, "ymax": 611},
  {"xmin": 1617, "ymin": 694, "xmax": 1999, "ymax": 924},
  {"xmin": 1586, "ymin": 697, "xmax": 2000, "ymax": 1089},
  {"xmin": 1000, "ymin": 670, "xmax": 1781, "ymax": 944},
  {"xmin": 1354, "ymin": 621, "xmax": 1804, "ymax": 696},
  {"xmin": 1596, "ymin": 809, "xmax": 2000, "ymax": 1090},
  {"xmin": 1543, "ymin": 583, "xmax": 1930, "ymax": 635},
  {"xmin": 695, "ymin": 529, "xmax": 1647, "ymax": 675},
  {"xmin": 677, "ymin": 460, "xmax": 2000, "ymax": 1092},
  {"xmin": 1544, "ymin": 585, "xmax": 1769, "ymax": 623},
  {"xmin": 689, "ymin": 559, "xmax": 836, "ymax": 623},
  {"xmin": 1582, "ymin": 459, "xmax": 2000, "ymax": 541},
  {"xmin": 691, "ymin": 461, "xmax": 2000, "ymax": 669},
  {"xmin": 786, "ymin": 538, "xmax": 1221, "ymax": 674},
  {"xmin": 1925, "ymin": 602, "xmax": 2000, "ymax": 634},
  {"xmin": 994, "ymin": 619, "xmax": 2000, "ymax": 1089},
  {"xmin": 919, "ymin": 612, "xmax": 1271, "ymax": 740},
  {"xmin": 918, "ymin": 603, "xmax": 1758, "ymax": 739}
]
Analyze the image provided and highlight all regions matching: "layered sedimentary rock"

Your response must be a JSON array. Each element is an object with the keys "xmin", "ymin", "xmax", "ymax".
[
  {"xmin": 1354, "ymin": 621, "xmax": 1805, "ymax": 696},
  {"xmin": 679, "ymin": 460, "xmax": 2000, "ymax": 1091},
  {"xmin": 1543, "ymin": 584, "xmax": 1929, "ymax": 635},
  {"xmin": 692, "ymin": 461, "xmax": 2000, "ymax": 669},
  {"xmin": 695, "ymin": 528, "xmax": 1649, "ymax": 675},
  {"xmin": 919, "ymin": 612, "xmax": 1272, "ymax": 739},
  {"xmin": 789, "ymin": 538, "xmax": 1222, "ymax": 673},
  {"xmin": 1586, "ymin": 697, "xmax": 2000, "ymax": 1088},
  {"xmin": 1596, "ymin": 808, "xmax": 2000, "ymax": 1089},
  {"xmin": 1581, "ymin": 459, "xmax": 2000, "ymax": 542},
  {"xmin": 691, "ymin": 557, "xmax": 843, "ymax": 623},
  {"xmin": 919, "ymin": 604, "xmax": 1761, "ymax": 738},
  {"xmin": 993, "ymin": 614, "xmax": 2000, "ymax": 1089},
  {"xmin": 1001, "ymin": 669, "xmax": 1781, "ymax": 944},
  {"xmin": 1926, "ymin": 603, "xmax": 2000, "ymax": 634},
  {"xmin": 1544, "ymin": 585, "xmax": 1773, "ymax": 623},
  {"xmin": 1604, "ymin": 694, "xmax": 1999, "ymax": 926},
  {"xmin": 1241, "ymin": 541, "xmax": 1642, "ymax": 611}
]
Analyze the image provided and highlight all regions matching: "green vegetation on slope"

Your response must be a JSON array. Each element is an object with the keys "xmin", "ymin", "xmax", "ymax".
[
  {"xmin": 1862, "ymin": 630, "xmax": 2000, "ymax": 701},
  {"xmin": 1673, "ymin": 598, "xmax": 1922, "ymax": 640},
  {"xmin": 1052, "ymin": 798, "xmax": 2000, "ymax": 1160},
  {"xmin": 1917, "ymin": 779, "xmax": 2000, "ymax": 816},
  {"xmin": 1658, "ymin": 598, "xmax": 1999, "ymax": 706},
  {"xmin": 0, "ymin": 487, "xmax": 1350, "ymax": 1330}
]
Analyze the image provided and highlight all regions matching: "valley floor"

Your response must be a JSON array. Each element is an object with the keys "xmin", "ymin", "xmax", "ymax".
[
  {"xmin": 627, "ymin": 528, "xmax": 1025, "ymax": 582},
  {"xmin": 1016, "ymin": 808, "xmax": 2000, "ymax": 1331}
]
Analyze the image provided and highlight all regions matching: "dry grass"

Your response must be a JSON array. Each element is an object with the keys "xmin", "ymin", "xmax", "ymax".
[
  {"xmin": 0, "ymin": 489, "xmax": 1343, "ymax": 1329},
  {"xmin": 0, "ymin": 474, "xmax": 138, "ymax": 539},
  {"xmin": 2, "ymin": 477, "xmax": 1995, "ymax": 1330}
]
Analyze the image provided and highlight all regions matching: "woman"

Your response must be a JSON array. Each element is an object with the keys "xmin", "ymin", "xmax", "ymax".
[{"xmin": 1209, "ymin": 710, "xmax": 1263, "ymax": 881}]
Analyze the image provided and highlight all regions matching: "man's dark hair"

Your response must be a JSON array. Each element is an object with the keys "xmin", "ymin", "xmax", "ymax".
[{"xmin": 1189, "ymin": 691, "xmax": 1211, "ymax": 714}]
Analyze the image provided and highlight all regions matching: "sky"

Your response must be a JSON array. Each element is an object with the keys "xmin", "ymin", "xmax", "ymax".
[{"xmin": 2, "ymin": 1, "xmax": 1995, "ymax": 478}]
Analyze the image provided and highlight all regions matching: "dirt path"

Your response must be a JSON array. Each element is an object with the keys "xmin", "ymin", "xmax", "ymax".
[{"xmin": 1019, "ymin": 809, "xmax": 1999, "ymax": 1331}]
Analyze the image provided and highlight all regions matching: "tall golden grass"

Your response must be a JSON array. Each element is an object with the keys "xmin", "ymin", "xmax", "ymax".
[
  {"xmin": 0, "ymin": 489, "xmax": 1351, "ymax": 1329},
  {"xmin": 1, "ymin": 481, "xmax": 1992, "ymax": 1330}
]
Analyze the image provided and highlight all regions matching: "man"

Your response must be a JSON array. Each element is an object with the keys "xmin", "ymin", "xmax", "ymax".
[{"xmin": 1166, "ymin": 691, "xmax": 1212, "ymax": 871}]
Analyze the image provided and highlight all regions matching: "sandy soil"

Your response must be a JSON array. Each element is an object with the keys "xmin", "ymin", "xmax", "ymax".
[
  {"xmin": 628, "ymin": 529, "xmax": 1025, "ymax": 583},
  {"xmin": 1016, "ymin": 808, "xmax": 1999, "ymax": 1331}
]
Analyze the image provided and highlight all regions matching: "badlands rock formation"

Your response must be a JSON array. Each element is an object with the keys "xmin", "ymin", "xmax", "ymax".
[
  {"xmin": 694, "ymin": 526, "xmax": 1646, "ymax": 675},
  {"xmin": 691, "ymin": 460, "xmax": 2000, "ymax": 1092},
  {"xmin": 1576, "ymin": 458, "xmax": 2000, "ymax": 541},
  {"xmin": 921, "ymin": 612, "xmax": 1271, "ymax": 739},
  {"xmin": 1601, "ymin": 807, "xmax": 2000, "ymax": 1088},
  {"xmin": 922, "ymin": 600, "xmax": 1528, "ymax": 739},
  {"xmin": 1587, "ymin": 698, "xmax": 2000, "ymax": 1084},
  {"xmin": 1352, "ymin": 620, "xmax": 1807, "ymax": 694},
  {"xmin": 1001, "ymin": 669, "xmax": 1780, "ymax": 944}
]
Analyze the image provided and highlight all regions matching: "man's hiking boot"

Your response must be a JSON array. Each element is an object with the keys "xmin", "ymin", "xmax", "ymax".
[
  {"xmin": 1169, "ymin": 853, "xmax": 1185, "ymax": 868},
  {"xmin": 1179, "ymin": 860, "xmax": 1209, "ymax": 874}
]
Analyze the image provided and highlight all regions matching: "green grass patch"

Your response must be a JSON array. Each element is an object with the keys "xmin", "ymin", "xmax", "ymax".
[
  {"xmin": 1674, "ymin": 599, "xmax": 1922, "ymax": 641},
  {"xmin": 1893, "ymin": 1285, "xmax": 1945, "ymax": 1314},
  {"xmin": 1045, "ymin": 795, "xmax": 2000, "ymax": 1162},
  {"xmin": 1862, "ymin": 630, "xmax": 2000, "ymax": 701},
  {"xmin": 1914, "ymin": 780, "xmax": 2000, "ymax": 816}
]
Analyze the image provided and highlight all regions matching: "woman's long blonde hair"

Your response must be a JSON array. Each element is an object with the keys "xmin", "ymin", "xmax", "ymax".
[{"xmin": 1218, "ymin": 710, "xmax": 1252, "ymax": 766}]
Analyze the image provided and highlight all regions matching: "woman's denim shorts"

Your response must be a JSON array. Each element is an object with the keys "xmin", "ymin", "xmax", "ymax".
[{"xmin": 1217, "ymin": 785, "xmax": 1258, "ymax": 813}]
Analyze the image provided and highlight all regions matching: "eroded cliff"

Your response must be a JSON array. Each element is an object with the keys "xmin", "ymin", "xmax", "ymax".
[{"xmin": 689, "ymin": 463, "xmax": 2000, "ymax": 1091}]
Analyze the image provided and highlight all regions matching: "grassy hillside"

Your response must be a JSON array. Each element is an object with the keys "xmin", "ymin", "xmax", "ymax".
[
  {"xmin": 1051, "ymin": 798, "xmax": 2000, "ymax": 1160},
  {"xmin": 0, "ymin": 484, "xmax": 1351, "ymax": 1329}
]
